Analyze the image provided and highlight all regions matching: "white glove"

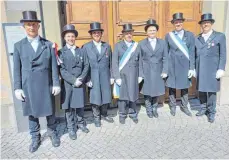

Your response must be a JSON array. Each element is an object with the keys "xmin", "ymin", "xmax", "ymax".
[
  {"xmin": 14, "ymin": 89, "xmax": 26, "ymax": 101},
  {"xmin": 216, "ymin": 69, "xmax": 225, "ymax": 79},
  {"xmin": 74, "ymin": 78, "xmax": 82, "ymax": 87},
  {"xmin": 110, "ymin": 78, "xmax": 115, "ymax": 85},
  {"xmin": 52, "ymin": 86, "xmax": 61, "ymax": 96},
  {"xmin": 161, "ymin": 73, "xmax": 168, "ymax": 79},
  {"xmin": 193, "ymin": 69, "xmax": 197, "ymax": 78},
  {"xmin": 138, "ymin": 77, "xmax": 143, "ymax": 83},
  {"xmin": 86, "ymin": 81, "xmax": 93, "ymax": 88},
  {"xmin": 188, "ymin": 70, "xmax": 195, "ymax": 79},
  {"xmin": 115, "ymin": 79, "xmax": 122, "ymax": 86}
]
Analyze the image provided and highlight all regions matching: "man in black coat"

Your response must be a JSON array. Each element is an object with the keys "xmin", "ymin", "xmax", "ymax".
[
  {"xmin": 59, "ymin": 24, "xmax": 90, "ymax": 140},
  {"xmin": 195, "ymin": 13, "xmax": 227, "ymax": 123},
  {"xmin": 13, "ymin": 11, "xmax": 60, "ymax": 152}
]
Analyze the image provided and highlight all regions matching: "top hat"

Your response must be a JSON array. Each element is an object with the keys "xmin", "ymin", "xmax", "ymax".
[
  {"xmin": 198, "ymin": 13, "xmax": 215, "ymax": 24},
  {"xmin": 20, "ymin": 11, "xmax": 41, "ymax": 23},
  {"xmin": 171, "ymin": 13, "xmax": 185, "ymax": 24},
  {"xmin": 62, "ymin": 24, "xmax": 78, "ymax": 38},
  {"xmin": 122, "ymin": 23, "xmax": 134, "ymax": 33},
  {"xmin": 144, "ymin": 19, "xmax": 159, "ymax": 31},
  {"xmin": 88, "ymin": 22, "xmax": 104, "ymax": 33}
]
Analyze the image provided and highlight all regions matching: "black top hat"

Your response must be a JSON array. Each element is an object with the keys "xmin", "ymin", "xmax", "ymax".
[
  {"xmin": 171, "ymin": 13, "xmax": 185, "ymax": 24},
  {"xmin": 122, "ymin": 23, "xmax": 134, "ymax": 33},
  {"xmin": 62, "ymin": 24, "xmax": 78, "ymax": 38},
  {"xmin": 20, "ymin": 11, "xmax": 41, "ymax": 23},
  {"xmin": 145, "ymin": 19, "xmax": 159, "ymax": 31},
  {"xmin": 88, "ymin": 22, "xmax": 104, "ymax": 33},
  {"xmin": 198, "ymin": 13, "xmax": 215, "ymax": 24}
]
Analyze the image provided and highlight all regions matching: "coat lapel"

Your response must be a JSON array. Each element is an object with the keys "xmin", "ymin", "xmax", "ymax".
[
  {"xmin": 145, "ymin": 38, "xmax": 155, "ymax": 56},
  {"xmin": 32, "ymin": 37, "xmax": 47, "ymax": 60},
  {"xmin": 153, "ymin": 38, "xmax": 160, "ymax": 54},
  {"xmin": 199, "ymin": 31, "xmax": 217, "ymax": 49},
  {"xmin": 98, "ymin": 42, "xmax": 107, "ymax": 61},
  {"xmin": 22, "ymin": 38, "xmax": 35, "ymax": 62},
  {"xmin": 91, "ymin": 41, "xmax": 100, "ymax": 59}
]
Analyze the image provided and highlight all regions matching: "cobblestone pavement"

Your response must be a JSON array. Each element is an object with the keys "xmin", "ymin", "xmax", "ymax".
[{"xmin": 1, "ymin": 104, "xmax": 229, "ymax": 159}]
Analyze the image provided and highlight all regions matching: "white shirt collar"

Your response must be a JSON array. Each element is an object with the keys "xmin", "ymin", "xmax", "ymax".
[
  {"xmin": 27, "ymin": 35, "xmax": 40, "ymax": 42},
  {"xmin": 202, "ymin": 29, "xmax": 213, "ymax": 37},
  {"xmin": 148, "ymin": 37, "xmax": 157, "ymax": 42},
  {"xmin": 93, "ymin": 40, "xmax": 102, "ymax": 46},
  {"xmin": 124, "ymin": 40, "xmax": 132, "ymax": 47},
  {"xmin": 66, "ymin": 44, "xmax": 76, "ymax": 50},
  {"xmin": 175, "ymin": 29, "xmax": 184, "ymax": 34}
]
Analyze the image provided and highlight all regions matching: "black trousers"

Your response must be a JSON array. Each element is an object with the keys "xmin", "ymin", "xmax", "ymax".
[
  {"xmin": 91, "ymin": 104, "xmax": 109, "ymax": 120},
  {"xmin": 65, "ymin": 108, "xmax": 85, "ymax": 131},
  {"xmin": 144, "ymin": 95, "xmax": 158, "ymax": 115},
  {"xmin": 199, "ymin": 91, "xmax": 216, "ymax": 115},
  {"xmin": 118, "ymin": 100, "xmax": 137, "ymax": 119},
  {"xmin": 29, "ymin": 114, "xmax": 57, "ymax": 142},
  {"xmin": 169, "ymin": 88, "xmax": 189, "ymax": 108}
]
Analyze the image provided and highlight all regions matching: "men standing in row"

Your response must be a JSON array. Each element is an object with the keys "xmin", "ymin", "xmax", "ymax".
[
  {"xmin": 138, "ymin": 19, "xmax": 168, "ymax": 118},
  {"xmin": 165, "ymin": 13, "xmax": 195, "ymax": 117},
  {"xmin": 59, "ymin": 24, "xmax": 90, "ymax": 141},
  {"xmin": 112, "ymin": 24, "xmax": 140, "ymax": 124},
  {"xmin": 83, "ymin": 22, "xmax": 114, "ymax": 127},
  {"xmin": 14, "ymin": 11, "xmax": 60, "ymax": 152},
  {"xmin": 195, "ymin": 13, "xmax": 226, "ymax": 123}
]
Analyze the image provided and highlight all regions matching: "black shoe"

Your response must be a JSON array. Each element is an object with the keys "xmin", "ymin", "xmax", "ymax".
[
  {"xmin": 180, "ymin": 107, "xmax": 192, "ymax": 117},
  {"xmin": 29, "ymin": 140, "xmax": 41, "ymax": 153},
  {"xmin": 152, "ymin": 107, "xmax": 159, "ymax": 118},
  {"xmin": 68, "ymin": 130, "xmax": 77, "ymax": 140},
  {"xmin": 170, "ymin": 107, "xmax": 176, "ymax": 116},
  {"xmin": 196, "ymin": 109, "xmax": 206, "ymax": 116},
  {"xmin": 94, "ymin": 120, "xmax": 101, "ymax": 127},
  {"xmin": 50, "ymin": 132, "xmax": 60, "ymax": 147},
  {"xmin": 207, "ymin": 114, "xmax": 215, "ymax": 123},
  {"xmin": 131, "ymin": 117, "xmax": 138, "ymax": 124},
  {"xmin": 101, "ymin": 116, "xmax": 114, "ymax": 123},
  {"xmin": 79, "ymin": 126, "xmax": 90, "ymax": 133},
  {"xmin": 147, "ymin": 113, "xmax": 153, "ymax": 118},
  {"xmin": 119, "ymin": 118, "xmax": 125, "ymax": 124}
]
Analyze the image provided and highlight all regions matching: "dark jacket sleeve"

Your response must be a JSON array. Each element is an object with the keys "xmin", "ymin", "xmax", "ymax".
[
  {"xmin": 78, "ymin": 48, "xmax": 89, "ymax": 82},
  {"xmin": 49, "ymin": 42, "xmax": 60, "ymax": 87},
  {"xmin": 189, "ymin": 32, "xmax": 195, "ymax": 70},
  {"xmin": 218, "ymin": 33, "xmax": 227, "ymax": 70},
  {"xmin": 13, "ymin": 43, "xmax": 22, "ymax": 90},
  {"xmin": 112, "ymin": 43, "xmax": 121, "ymax": 79},
  {"xmin": 59, "ymin": 50, "xmax": 76, "ymax": 85}
]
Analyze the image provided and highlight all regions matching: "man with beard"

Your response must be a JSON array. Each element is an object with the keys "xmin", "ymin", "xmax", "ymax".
[
  {"xmin": 165, "ymin": 13, "xmax": 195, "ymax": 117},
  {"xmin": 13, "ymin": 11, "xmax": 60, "ymax": 152},
  {"xmin": 195, "ymin": 13, "xmax": 226, "ymax": 123},
  {"xmin": 112, "ymin": 24, "xmax": 140, "ymax": 124},
  {"xmin": 138, "ymin": 19, "xmax": 168, "ymax": 118},
  {"xmin": 82, "ymin": 22, "xmax": 114, "ymax": 127}
]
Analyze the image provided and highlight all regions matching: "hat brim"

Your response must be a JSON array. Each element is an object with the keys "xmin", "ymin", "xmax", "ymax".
[
  {"xmin": 198, "ymin": 19, "xmax": 215, "ymax": 24},
  {"xmin": 122, "ymin": 29, "xmax": 134, "ymax": 33},
  {"xmin": 62, "ymin": 30, "xmax": 78, "ymax": 38},
  {"xmin": 144, "ymin": 24, "xmax": 159, "ymax": 32},
  {"xmin": 88, "ymin": 29, "xmax": 104, "ymax": 33},
  {"xmin": 171, "ymin": 18, "xmax": 185, "ymax": 24},
  {"xmin": 20, "ymin": 19, "xmax": 41, "ymax": 23}
]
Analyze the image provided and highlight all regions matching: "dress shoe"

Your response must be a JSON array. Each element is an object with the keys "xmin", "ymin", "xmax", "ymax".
[
  {"xmin": 131, "ymin": 117, "xmax": 138, "ymax": 124},
  {"xmin": 119, "ymin": 118, "xmax": 125, "ymax": 124},
  {"xmin": 79, "ymin": 126, "xmax": 90, "ymax": 133},
  {"xmin": 101, "ymin": 116, "xmax": 114, "ymax": 123},
  {"xmin": 207, "ymin": 114, "xmax": 215, "ymax": 123},
  {"xmin": 180, "ymin": 107, "xmax": 192, "ymax": 117},
  {"xmin": 147, "ymin": 113, "xmax": 154, "ymax": 118},
  {"xmin": 170, "ymin": 106, "xmax": 176, "ymax": 116},
  {"xmin": 152, "ymin": 107, "xmax": 159, "ymax": 118},
  {"xmin": 50, "ymin": 132, "xmax": 60, "ymax": 147},
  {"xmin": 94, "ymin": 120, "xmax": 101, "ymax": 127},
  {"xmin": 68, "ymin": 130, "xmax": 77, "ymax": 140},
  {"xmin": 29, "ymin": 140, "xmax": 41, "ymax": 153},
  {"xmin": 196, "ymin": 109, "xmax": 207, "ymax": 116}
]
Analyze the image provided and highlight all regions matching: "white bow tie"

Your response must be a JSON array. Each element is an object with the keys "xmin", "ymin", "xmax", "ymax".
[
  {"xmin": 149, "ymin": 38, "xmax": 156, "ymax": 42},
  {"xmin": 68, "ymin": 46, "xmax": 76, "ymax": 50}
]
